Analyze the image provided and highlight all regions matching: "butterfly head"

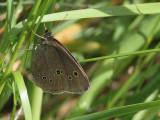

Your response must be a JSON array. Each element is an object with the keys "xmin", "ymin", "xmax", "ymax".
[
  {"xmin": 44, "ymin": 29, "xmax": 52, "ymax": 39},
  {"xmin": 45, "ymin": 29, "xmax": 51, "ymax": 36}
]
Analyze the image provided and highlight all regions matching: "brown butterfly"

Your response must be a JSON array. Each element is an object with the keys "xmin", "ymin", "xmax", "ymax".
[{"xmin": 32, "ymin": 25, "xmax": 90, "ymax": 94}]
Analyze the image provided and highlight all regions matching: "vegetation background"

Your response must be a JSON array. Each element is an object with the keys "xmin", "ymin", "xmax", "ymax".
[{"xmin": 0, "ymin": 0, "xmax": 160, "ymax": 120}]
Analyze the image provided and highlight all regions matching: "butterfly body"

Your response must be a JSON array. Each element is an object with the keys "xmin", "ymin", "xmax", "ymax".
[{"xmin": 32, "ymin": 30, "xmax": 90, "ymax": 94}]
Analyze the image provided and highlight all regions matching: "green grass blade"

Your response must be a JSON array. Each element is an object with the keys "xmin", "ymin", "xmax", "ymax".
[
  {"xmin": 7, "ymin": 2, "xmax": 160, "ymax": 38},
  {"xmin": 69, "ymin": 100, "xmax": 160, "ymax": 120},
  {"xmin": 79, "ymin": 48, "xmax": 160, "ymax": 63},
  {"xmin": 12, "ymin": 71, "xmax": 32, "ymax": 120},
  {"xmin": 42, "ymin": 2, "xmax": 160, "ymax": 21},
  {"xmin": 0, "ymin": 0, "xmax": 14, "ymax": 54}
]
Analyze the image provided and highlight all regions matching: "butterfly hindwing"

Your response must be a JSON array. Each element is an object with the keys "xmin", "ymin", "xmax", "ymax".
[
  {"xmin": 32, "ymin": 30, "xmax": 90, "ymax": 94},
  {"xmin": 46, "ymin": 44, "xmax": 68, "ymax": 93},
  {"xmin": 52, "ymin": 39, "xmax": 90, "ymax": 94}
]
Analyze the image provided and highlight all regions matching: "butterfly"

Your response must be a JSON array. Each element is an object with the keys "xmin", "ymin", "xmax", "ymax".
[{"xmin": 32, "ymin": 25, "xmax": 90, "ymax": 94}]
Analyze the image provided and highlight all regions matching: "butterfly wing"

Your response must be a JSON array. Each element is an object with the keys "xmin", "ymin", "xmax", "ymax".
[
  {"xmin": 32, "ymin": 38, "xmax": 90, "ymax": 94},
  {"xmin": 49, "ymin": 39, "xmax": 90, "ymax": 94}
]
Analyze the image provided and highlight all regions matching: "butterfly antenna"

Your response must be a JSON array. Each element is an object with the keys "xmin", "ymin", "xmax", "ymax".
[
  {"xmin": 43, "ymin": 22, "xmax": 47, "ymax": 30},
  {"xmin": 52, "ymin": 14, "xmax": 68, "ymax": 33},
  {"xmin": 32, "ymin": 30, "xmax": 46, "ymax": 40}
]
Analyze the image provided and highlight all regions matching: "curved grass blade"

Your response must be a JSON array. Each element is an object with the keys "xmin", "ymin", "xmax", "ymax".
[
  {"xmin": 69, "ymin": 100, "xmax": 160, "ymax": 120},
  {"xmin": 12, "ymin": 71, "xmax": 32, "ymax": 120},
  {"xmin": 8, "ymin": 2, "xmax": 160, "ymax": 38}
]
